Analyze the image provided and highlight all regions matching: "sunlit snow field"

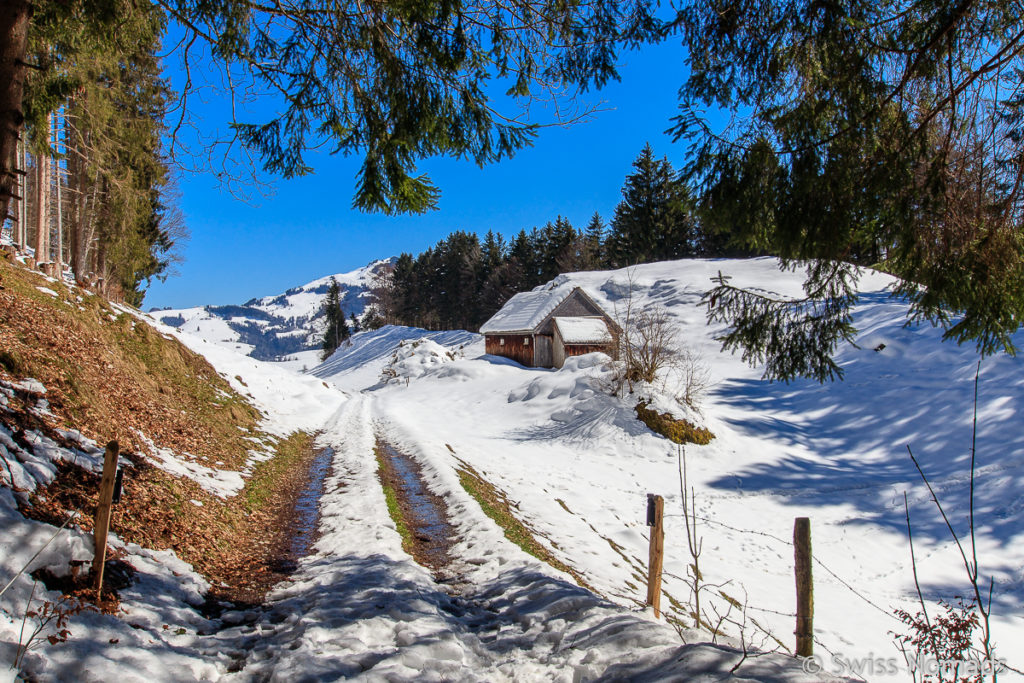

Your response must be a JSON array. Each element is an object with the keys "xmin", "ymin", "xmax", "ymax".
[
  {"xmin": 3, "ymin": 256, "xmax": 1021, "ymax": 680},
  {"xmin": 317, "ymin": 257, "xmax": 1024, "ymax": 674}
]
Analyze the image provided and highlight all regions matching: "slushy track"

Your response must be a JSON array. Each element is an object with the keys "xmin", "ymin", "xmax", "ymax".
[{"xmin": 214, "ymin": 396, "xmax": 838, "ymax": 682}]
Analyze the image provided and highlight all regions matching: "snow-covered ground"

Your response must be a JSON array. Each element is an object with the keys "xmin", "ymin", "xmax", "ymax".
[
  {"xmin": 315, "ymin": 257, "xmax": 1024, "ymax": 677},
  {"xmin": 4, "ymin": 256, "xmax": 1021, "ymax": 680}
]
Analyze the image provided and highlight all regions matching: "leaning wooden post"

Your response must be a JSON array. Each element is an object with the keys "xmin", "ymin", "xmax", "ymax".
[
  {"xmin": 93, "ymin": 440, "xmax": 119, "ymax": 597},
  {"xmin": 794, "ymin": 516, "xmax": 814, "ymax": 657},
  {"xmin": 646, "ymin": 494, "xmax": 665, "ymax": 618}
]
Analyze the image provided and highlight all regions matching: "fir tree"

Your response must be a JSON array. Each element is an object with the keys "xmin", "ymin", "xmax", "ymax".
[
  {"xmin": 677, "ymin": 1, "xmax": 1024, "ymax": 380},
  {"xmin": 606, "ymin": 144, "xmax": 696, "ymax": 267},
  {"xmin": 480, "ymin": 230, "xmax": 506, "ymax": 275},
  {"xmin": 0, "ymin": 0, "xmax": 660, "ymax": 223},
  {"xmin": 581, "ymin": 212, "xmax": 606, "ymax": 269},
  {"xmin": 320, "ymin": 277, "xmax": 350, "ymax": 360},
  {"xmin": 20, "ymin": 0, "xmax": 180, "ymax": 304}
]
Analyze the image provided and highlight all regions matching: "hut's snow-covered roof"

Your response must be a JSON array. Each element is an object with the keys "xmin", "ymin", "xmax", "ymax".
[
  {"xmin": 553, "ymin": 317, "xmax": 612, "ymax": 344},
  {"xmin": 479, "ymin": 288, "xmax": 570, "ymax": 334}
]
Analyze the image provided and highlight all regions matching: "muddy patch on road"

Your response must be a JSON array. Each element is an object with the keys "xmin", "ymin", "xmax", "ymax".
[{"xmin": 375, "ymin": 440, "xmax": 457, "ymax": 575}]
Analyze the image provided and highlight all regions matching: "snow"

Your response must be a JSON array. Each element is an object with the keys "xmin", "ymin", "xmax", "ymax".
[
  {"xmin": 6, "ymin": 255, "xmax": 1023, "ymax": 680},
  {"xmin": 316, "ymin": 257, "xmax": 1024, "ymax": 677},
  {"xmin": 212, "ymin": 395, "xmax": 838, "ymax": 682},
  {"xmin": 553, "ymin": 316, "xmax": 612, "ymax": 344},
  {"xmin": 312, "ymin": 325, "xmax": 478, "ymax": 391},
  {"xmin": 134, "ymin": 432, "xmax": 246, "ymax": 499},
  {"xmin": 378, "ymin": 338, "xmax": 465, "ymax": 385},
  {"xmin": 479, "ymin": 287, "xmax": 570, "ymax": 334},
  {"xmin": 249, "ymin": 258, "xmax": 390, "ymax": 320},
  {"xmin": 148, "ymin": 258, "xmax": 391, "ymax": 362}
]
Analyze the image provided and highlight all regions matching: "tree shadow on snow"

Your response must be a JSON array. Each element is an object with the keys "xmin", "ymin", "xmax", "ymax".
[{"xmin": 705, "ymin": 343, "xmax": 1024, "ymax": 610}]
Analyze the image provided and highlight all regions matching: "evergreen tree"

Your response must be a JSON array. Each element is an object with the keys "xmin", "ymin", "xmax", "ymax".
[
  {"xmin": 606, "ymin": 144, "xmax": 696, "ymax": 267},
  {"xmin": 480, "ymin": 230, "xmax": 506, "ymax": 276},
  {"xmin": 349, "ymin": 312, "xmax": 361, "ymax": 334},
  {"xmin": 15, "ymin": 0, "xmax": 180, "ymax": 304},
  {"xmin": 551, "ymin": 216, "xmax": 582, "ymax": 276},
  {"xmin": 320, "ymin": 277, "xmax": 350, "ymax": 360},
  {"xmin": 1, "ymin": 0, "xmax": 659, "ymax": 224},
  {"xmin": 508, "ymin": 229, "xmax": 540, "ymax": 290},
  {"xmin": 388, "ymin": 253, "xmax": 417, "ymax": 325},
  {"xmin": 677, "ymin": 0, "xmax": 1024, "ymax": 380},
  {"xmin": 581, "ymin": 212, "xmax": 606, "ymax": 269},
  {"xmin": 434, "ymin": 231, "xmax": 483, "ymax": 329}
]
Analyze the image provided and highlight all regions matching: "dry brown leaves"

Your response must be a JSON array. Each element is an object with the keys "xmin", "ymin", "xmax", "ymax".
[{"xmin": 2, "ymin": 259, "xmax": 323, "ymax": 607}]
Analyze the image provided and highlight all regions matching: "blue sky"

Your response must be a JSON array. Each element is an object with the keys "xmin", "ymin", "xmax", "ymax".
[{"xmin": 145, "ymin": 37, "xmax": 695, "ymax": 310}]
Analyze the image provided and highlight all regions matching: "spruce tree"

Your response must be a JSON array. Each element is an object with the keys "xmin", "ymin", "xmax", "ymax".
[
  {"xmin": 320, "ymin": 277, "xmax": 350, "ymax": 360},
  {"xmin": 18, "ymin": 0, "xmax": 180, "ymax": 304},
  {"xmin": 0, "ymin": 0, "xmax": 660, "ymax": 223},
  {"xmin": 582, "ymin": 213, "xmax": 606, "ymax": 269},
  {"xmin": 677, "ymin": 0, "xmax": 1024, "ymax": 380},
  {"xmin": 480, "ymin": 230, "xmax": 506, "ymax": 277},
  {"xmin": 539, "ymin": 216, "xmax": 578, "ymax": 281},
  {"xmin": 606, "ymin": 144, "xmax": 696, "ymax": 267}
]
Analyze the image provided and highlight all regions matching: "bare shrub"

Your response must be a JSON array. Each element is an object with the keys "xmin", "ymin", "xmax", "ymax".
[
  {"xmin": 14, "ymin": 582, "xmax": 86, "ymax": 672},
  {"xmin": 621, "ymin": 305, "xmax": 677, "ymax": 385},
  {"xmin": 607, "ymin": 271, "xmax": 712, "ymax": 408},
  {"xmin": 894, "ymin": 363, "xmax": 1020, "ymax": 681},
  {"xmin": 675, "ymin": 345, "xmax": 712, "ymax": 410}
]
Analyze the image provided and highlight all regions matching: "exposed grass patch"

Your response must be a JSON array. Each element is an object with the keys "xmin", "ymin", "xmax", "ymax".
[
  {"xmin": 243, "ymin": 431, "xmax": 311, "ymax": 512},
  {"xmin": 635, "ymin": 400, "xmax": 714, "ymax": 445},
  {"xmin": 375, "ymin": 442, "xmax": 414, "ymax": 555},
  {"xmin": 455, "ymin": 460, "xmax": 595, "ymax": 592}
]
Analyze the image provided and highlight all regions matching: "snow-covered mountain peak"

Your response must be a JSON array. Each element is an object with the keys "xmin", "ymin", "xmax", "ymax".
[{"xmin": 150, "ymin": 257, "xmax": 394, "ymax": 361}]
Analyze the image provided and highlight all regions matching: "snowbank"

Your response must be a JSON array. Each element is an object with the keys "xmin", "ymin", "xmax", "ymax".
[{"xmin": 361, "ymin": 257, "xmax": 1024, "ymax": 674}]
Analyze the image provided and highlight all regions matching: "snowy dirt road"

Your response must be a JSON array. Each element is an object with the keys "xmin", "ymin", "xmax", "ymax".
[{"xmin": 212, "ymin": 396, "xmax": 840, "ymax": 682}]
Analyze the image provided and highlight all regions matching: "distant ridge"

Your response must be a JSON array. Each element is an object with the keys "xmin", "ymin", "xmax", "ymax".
[{"xmin": 150, "ymin": 258, "xmax": 395, "ymax": 361}]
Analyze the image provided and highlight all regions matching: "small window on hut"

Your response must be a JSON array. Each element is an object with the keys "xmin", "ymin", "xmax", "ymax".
[
  {"xmin": 524, "ymin": 338, "xmax": 530, "ymax": 346},
  {"xmin": 499, "ymin": 338, "xmax": 505, "ymax": 346}
]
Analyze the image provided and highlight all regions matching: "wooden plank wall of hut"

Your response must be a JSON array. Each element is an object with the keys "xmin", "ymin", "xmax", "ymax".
[
  {"xmin": 485, "ymin": 334, "xmax": 534, "ymax": 366},
  {"xmin": 558, "ymin": 343, "xmax": 614, "ymax": 367}
]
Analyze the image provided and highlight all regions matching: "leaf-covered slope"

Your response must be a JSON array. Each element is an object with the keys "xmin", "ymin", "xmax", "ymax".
[{"xmin": 0, "ymin": 254, "xmax": 333, "ymax": 602}]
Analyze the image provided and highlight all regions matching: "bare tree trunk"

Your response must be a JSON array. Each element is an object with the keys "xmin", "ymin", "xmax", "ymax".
[
  {"xmin": 10, "ymin": 136, "xmax": 19, "ymax": 242},
  {"xmin": 68, "ymin": 112, "xmax": 84, "ymax": 281},
  {"xmin": 33, "ymin": 116, "xmax": 49, "ymax": 266},
  {"xmin": 83, "ymin": 182, "xmax": 100, "ymax": 283},
  {"xmin": 97, "ymin": 237, "xmax": 108, "ymax": 297},
  {"xmin": 15, "ymin": 136, "xmax": 25, "ymax": 247},
  {"xmin": 53, "ymin": 111, "xmax": 63, "ymax": 277},
  {"xmin": 0, "ymin": 0, "xmax": 31, "ymax": 226}
]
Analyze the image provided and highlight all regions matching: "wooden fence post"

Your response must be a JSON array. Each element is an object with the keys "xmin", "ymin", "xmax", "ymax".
[
  {"xmin": 93, "ymin": 440, "xmax": 119, "ymax": 597},
  {"xmin": 646, "ymin": 494, "xmax": 665, "ymax": 618},
  {"xmin": 794, "ymin": 516, "xmax": 813, "ymax": 657}
]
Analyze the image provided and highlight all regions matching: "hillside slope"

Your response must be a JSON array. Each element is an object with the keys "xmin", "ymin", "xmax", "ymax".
[
  {"xmin": 0, "ymin": 253, "xmax": 345, "ymax": 613},
  {"xmin": 2, "ymin": 255, "xmax": 842, "ymax": 682},
  {"xmin": 314, "ymin": 256, "xmax": 1024, "ymax": 671}
]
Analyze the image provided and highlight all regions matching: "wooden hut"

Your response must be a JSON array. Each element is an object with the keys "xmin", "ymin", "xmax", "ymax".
[{"xmin": 480, "ymin": 286, "xmax": 618, "ymax": 368}]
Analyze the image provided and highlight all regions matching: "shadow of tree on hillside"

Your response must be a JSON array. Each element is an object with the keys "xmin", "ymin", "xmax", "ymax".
[{"xmin": 704, "ymin": 345, "xmax": 1024, "ymax": 612}]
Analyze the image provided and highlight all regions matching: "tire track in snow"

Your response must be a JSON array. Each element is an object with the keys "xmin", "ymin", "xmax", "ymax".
[{"xmin": 211, "ymin": 396, "xmax": 843, "ymax": 681}]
